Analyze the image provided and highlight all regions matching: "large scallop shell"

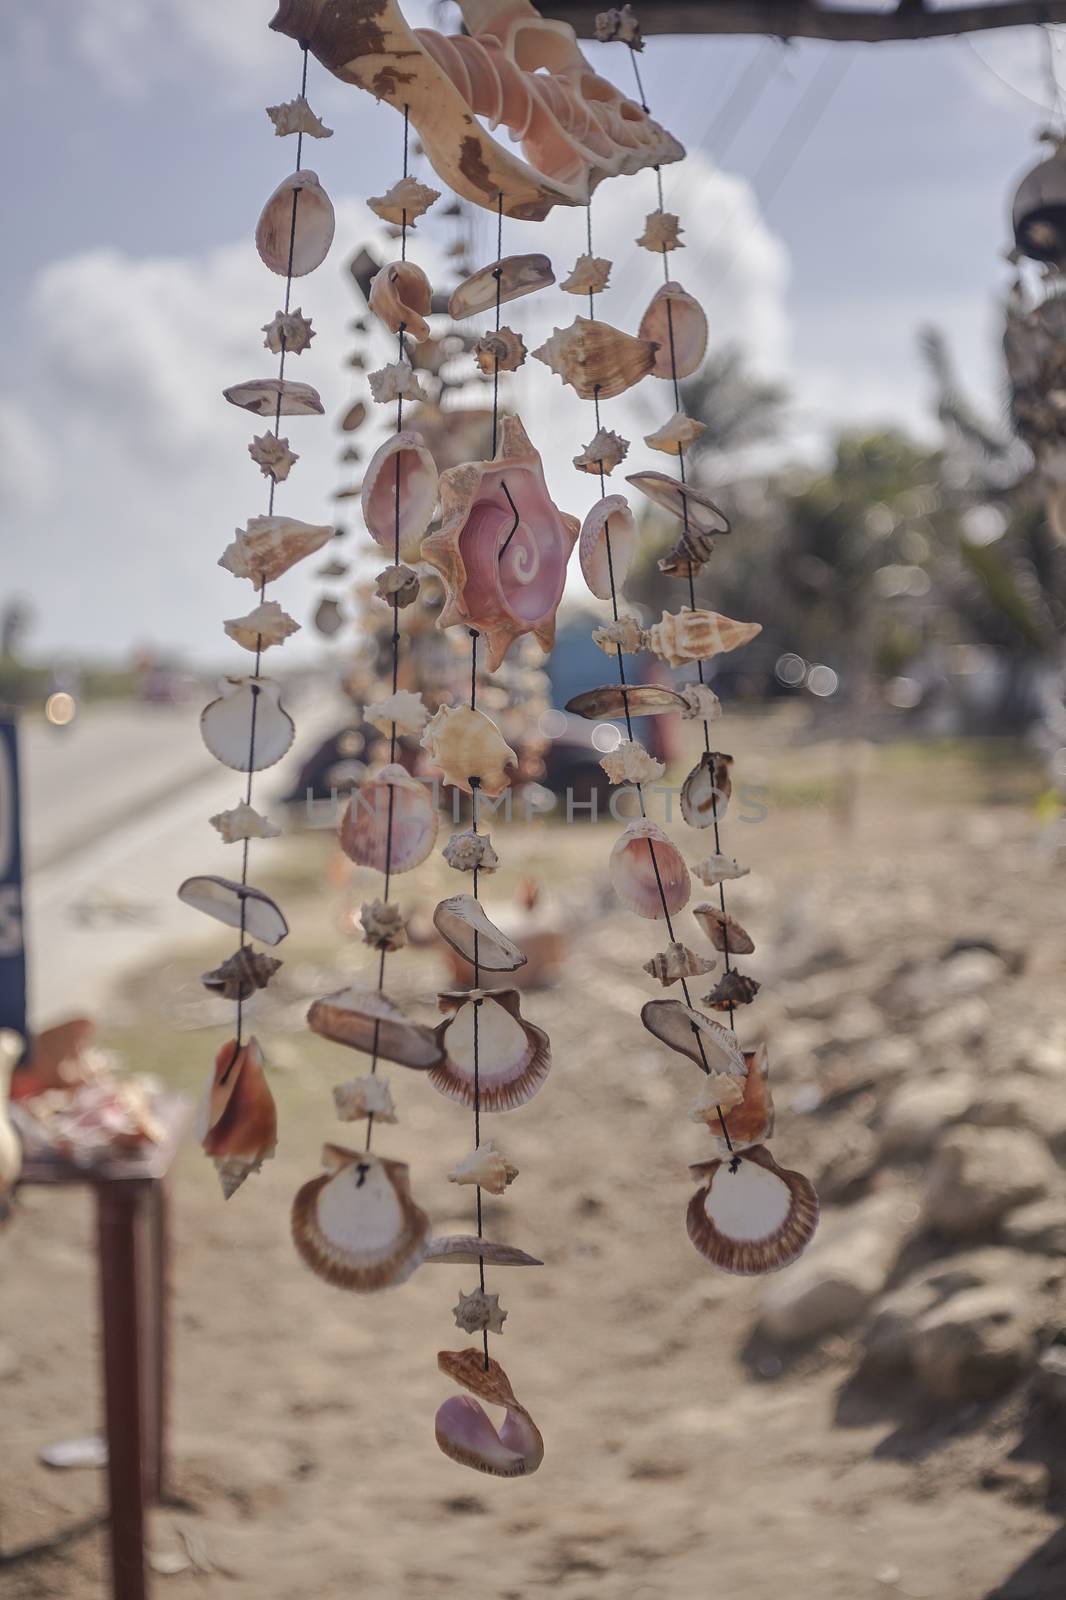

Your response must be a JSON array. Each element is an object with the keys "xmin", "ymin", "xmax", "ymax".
[
  {"xmin": 218, "ymin": 515, "xmax": 333, "ymax": 584},
  {"xmin": 640, "ymin": 999, "xmax": 746, "ymax": 1076},
  {"xmin": 200, "ymin": 677, "xmax": 295, "ymax": 772},
  {"xmin": 435, "ymin": 1349, "xmax": 544, "ymax": 1478},
  {"xmin": 198, "ymin": 1036, "xmax": 277, "ymax": 1199},
  {"xmin": 694, "ymin": 1043, "xmax": 774, "ymax": 1152},
  {"xmin": 360, "ymin": 431, "xmax": 438, "ymax": 564},
  {"xmin": 625, "ymin": 472, "xmax": 728, "ymax": 539},
  {"xmin": 223, "ymin": 378, "xmax": 324, "ymax": 416},
  {"xmin": 256, "ymin": 169, "xmax": 335, "ymax": 277},
  {"xmin": 680, "ymin": 751, "xmax": 734, "ymax": 828},
  {"xmin": 425, "ymin": 1237, "xmax": 542, "ymax": 1268},
  {"xmin": 291, "ymin": 1144, "xmax": 431, "ymax": 1292},
  {"xmin": 578, "ymin": 494, "xmax": 637, "ymax": 602},
  {"xmin": 610, "ymin": 821, "xmax": 690, "ymax": 920},
  {"xmin": 532, "ymin": 318, "xmax": 658, "ymax": 400},
  {"xmin": 339, "ymin": 763, "xmax": 438, "ymax": 874},
  {"xmin": 429, "ymin": 989, "xmax": 550, "ymax": 1113},
  {"xmin": 565, "ymin": 683, "xmax": 685, "ymax": 721},
  {"xmin": 177, "ymin": 875, "xmax": 288, "ymax": 945},
  {"xmin": 638, "ymin": 282, "xmax": 708, "ymax": 380},
  {"xmin": 644, "ymin": 607, "xmax": 761, "ymax": 670},
  {"xmin": 369, "ymin": 260, "xmax": 433, "ymax": 342},
  {"xmin": 432, "ymin": 896, "xmax": 526, "ymax": 972},
  {"xmin": 448, "ymin": 254, "xmax": 555, "ymax": 320},
  {"xmin": 686, "ymin": 1145, "xmax": 819, "ymax": 1276},
  {"xmin": 307, "ymin": 987, "xmax": 443, "ymax": 1069},
  {"xmin": 420, "ymin": 704, "xmax": 517, "ymax": 799}
]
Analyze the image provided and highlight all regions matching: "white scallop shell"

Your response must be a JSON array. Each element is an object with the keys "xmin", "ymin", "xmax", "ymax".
[
  {"xmin": 609, "ymin": 820, "xmax": 690, "ymax": 920},
  {"xmin": 339, "ymin": 763, "xmax": 438, "ymax": 875},
  {"xmin": 255, "ymin": 169, "xmax": 335, "ymax": 277},
  {"xmin": 200, "ymin": 677, "xmax": 295, "ymax": 772},
  {"xmin": 291, "ymin": 1145, "xmax": 431, "ymax": 1292},
  {"xmin": 429, "ymin": 989, "xmax": 550, "ymax": 1113},
  {"xmin": 686, "ymin": 1146, "xmax": 819, "ymax": 1277},
  {"xmin": 360, "ymin": 431, "xmax": 438, "ymax": 564},
  {"xmin": 578, "ymin": 494, "xmax": 637, "ymax": 602}
]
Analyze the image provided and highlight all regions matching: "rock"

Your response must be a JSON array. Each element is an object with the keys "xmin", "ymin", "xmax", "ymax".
[
  {"xmin": 911, "ymin": 1285, "xmax": 1036, "ymax": 1401},
  {"xmin": 938, "ymin": 946, "xmax": 1012, "ymax": 996},
  {"xmin": 1001, "ymin": 1199, "xmax": 1066, "ymax": 1255},
  {"xmin": 922, "ymin": 1126, "xmax": 1055, "ymax": 1237},
  {"xmin": 861, "ymin": 1249, "xmax": 1025, "ymax": 1375},
  {"xmin": 816, "ymin": 1123, "xmax": 877, "ymax": 1203},
  {"xmin": 963, "ymin": 1081, "xmax": 1066, "ymax": 1154},
  {"xmin": 918, "ymin": 997, "xmax": 991, "ymax": 1051},
  {"xmin": 979, "ymin": 1458, "xmax": 1050, "ymax": 1505},
  {"xmin": 759, "ymin": 1192, "xmax": 911, "ymax": 1343},
  {"xmin": 1036, "ymin": 1345, "xmax": 1066, "ymax": 1409},
  {"xmin": 879, "ymin": 1074, "xmax": 975, "ymax": 1158}
]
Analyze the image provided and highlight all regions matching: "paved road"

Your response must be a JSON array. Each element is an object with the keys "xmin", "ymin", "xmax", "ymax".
[{"xmin": 20, "ymin": 688, "xmax": 344, "ymax": 1022}]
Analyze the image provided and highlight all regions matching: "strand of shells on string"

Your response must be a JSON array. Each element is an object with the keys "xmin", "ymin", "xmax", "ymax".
[
  {"xmin": 556, "ymin": 10, "xmax": 821, "ymax": 1279},
  {"xmin": 179, "ymin": 44, "xmax": 337, "ymax": 1199}
]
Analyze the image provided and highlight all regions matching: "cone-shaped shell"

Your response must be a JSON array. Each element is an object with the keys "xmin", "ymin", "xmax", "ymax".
[
  {"xmin": 432, "ymin": 895, "xmax": 527, "ymax": 972},
  {"xmin": 640, "ymin": 999, "xmax": 746, "ymax": 1075},
  {"xmin": 360, "ymin": 430, "xmax": 439, "ymax": 564},
  {"xmin": 610, "ymin": 821, "xmax": 690, "ymax": 920},
  {"xmin": 686, "ymin": 1145, "xmax": 819, "ymax": 1276},
  {"xmin": 693, "ymin": 904, "xmax": 755, "ymax": 957},
  {"xmin": 200, "ymin": 677, "xmax": 295, "ymax": 772},
  {"xmin": 698, "ymin": 1043, "xmax": 774, "ymax": 1152},
  {"xmin": 448, "ymin": 1140, "xmax": 518, "ymax": 1194},
  {"xmin": 435, "ymin": 1349, "xmax": 544, "ymax": 1477},
  {"xmin": 200, "ymin": 946, "xmax": 282, "ymax": 1001},
  {"xmin": 339, "ymin": 763, "xmax": 438, "ymax": 874},
  {"xmin": 642, "ymin": 942, "xmax": 717, "ymax": 986},
  {"xmin": 420, "ymin": 704, "xmax": 517, "ymax": 799},
  {"xmin": 198, "ymin": 1037, "xmax": 277, "ymax": 1198},
  {"xmin": 219, "ymin": 515, "xmax": 333, "ymax": 584},
  {"xmin": 291, "ymin": 1144, "xmax": 431, "ymax": 1292},
  {"xmin": 579, "ymin": 494, "xmax": 637, "ymax": 602},
  {"xmin": 533, "ymin": 317, "xmax": 658, "ymax": 400},
  {"xmin": 223, "ymin": 378, "xmax": 324, "ymax": 416},
  {"xmin": 565, "ymin": 683, "xmax": 685, "ymax": 721},
  {"xmin": 644, "ymin": 607, "xmax": 761, "ymax": 670},
  {"xmin": 449, "ymin": 254, "xmax": 554, "ymax": 320},
  {"xmin": 425, "ymin": 1236, "xmax": 543, "ymax": 1268},
  {"xmin": 429, "ymin": 989, "xmax": 550, "ymax": 1112},
  {"xmin": 625, "ymin": 472, "xmax": 728, "ymax": 539},
  {"xmin": 369, "ymin": 260, "xmax": 433, "ymax": 342},
  {"xmin": 644, "ymin": 412, "xmax": 706, "ymax": 456},
  {"xmin": 680, "ymin": 751, "xmax": 733, "ymax": 828},
  {"xmin": 177, "ymin": 875, "xmax": 288, "ymax": 945},
  {"xmin": 638, "ymin": 282, "xmax": 708, "ymax": 380},
  {"xmin": 702, "ymin": 970, "xmax": 761, "ymax": 1011},
  {"xmin": 256, "ymin": 169, "xmax": 335, "ymax": 277},
  {"xmin": 307, "ymin": 987, "xmax": 443, "ymax": 1069}
]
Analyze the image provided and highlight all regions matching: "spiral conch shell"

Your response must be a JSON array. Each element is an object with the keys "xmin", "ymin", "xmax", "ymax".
[
  {"xmin": 448, "ymin": 1141, "xmax": 519, "ymax": 1194},
  {"xmin": 644, "ymin": 607, "xmax": 762, "ymax": 669},
  {"xmin": 642, "ymin": 943, "xmax": 717, "ymax": 987},
  {"xmin": 533, "ymin": 317, "xmax": 657, "ymax": 400},
  {"xmin": 420, "ymin": 704, "xmax": 517, "ymax": 798},
  {"xmin": 686, "ymin": 1145, "xmax": 819, "ymax": 1277},
  {"xmin": 430, "ymin": 990, "xmax": 550, "ymax": 1113},
  {"xmin": 256, "ymin": 169, "xmax": 335, "ymax": 277},
  {"xmin": 579, "ymin": 494, "xmax": 637, "ymax": 601},
  {"xmin": 360, "ymin": 431, "xmax": 439, "ymax": 564},
  {"xmin": 200, "ymin": 678, "xmax": 295, "ymax": 772},
  {"xmin": 638, "ymin": 282, "xmax": 708, "ymax": 381},
  {"xmin": 340, "ymin": 764, "xmax": 438, "ymax": 874},
  {"xmin": 610, "ymin": 821, "xmax": 690, "ymax": 920},
  {"xmin": 219, "ymin": 515, "xmax": 333, "ymax": 584},
  {"xmin": 198, "ymin": 1037, "xmax": 277, "ymax": 1199},
  {"xmin": 201, "ymin": 947, "xmax": 282, "ymax": 1002},
  {"xmin": 435, "ymin": 1349, "xmax": 544, "ymax": 1478},
  {"xmin": 292, "ymin": 1145, "xmax": 431, "ymax": 1292},
  {"xmin": 369, "ymin": 260, "xmax": 433, "ymax": 342}
]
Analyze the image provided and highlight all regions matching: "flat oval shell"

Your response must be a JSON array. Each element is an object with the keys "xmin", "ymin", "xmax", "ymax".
[
  {"xmin": 307, "ymin": 987, "xmax": 443, "ymax": 1069},
  {"xmin": 177, "ymin": 875, "xmax": 288, "ymax": 946},
  {"xmin": 578, "ymin": 495, "xmax": 637, "ymax": 602},
  {"xmin": 564, "ymin": 683, "xmax": 684, "ymax": 721},
  {"xmin": 223, "ymin": 379, "xmax": 324, "ymax": 416},
  {"xmin": 425, "ymin": 1236, "xmax": 543, "ymax": 1268},
  {"xmin": 686, "ymin": 1145, "xmax": 819, "ymax": 1276},
  {"xmin": 360, "ymin": 431, "xmax": 439, "ymax": 564},
  {"xmin": 339, "ymin": 763, "xmax": 438, "ymax": 874},
  {"xmin": 448, "ymin": 254, "xmax": 554, "ymax": 320},
  {"xmin": 291, "ymin": 1145, "xmax": 431, "ymax": 1292},
  {"xmin": 640, "ymin": 999, "xmax": 746, "ymax": 1076},
  {"xmin": 638, "ymin": 281, "xmax": 708, "ymax": 380},
  {"xmin": 625, "ymin": 471, "xmax": 728, "ymax": 539},
  {"xmin": 200, "ymin": 677, "xmax": 294, "ymax": 773},
  {"xmin": 610, "ymin": 821, "xmax": 690, "ymax": 920},
  {"xmin": 256, "ymin": 169, "xmax": 335, "ymax": 277},
  {"xmin": 429, "ymin": 989, "xmax": 550, "ymax": 1112},
  {"xmin": 433, "ymin": 895, "xmax": 526, "ymax": 972}
]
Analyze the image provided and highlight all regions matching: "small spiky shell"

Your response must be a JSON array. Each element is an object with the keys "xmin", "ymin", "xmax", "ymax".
[
  {"xmin": 533, "ymin": 317, "xmax": 658, "ymax": 400},
  {"xmin": 600, "ymin": 739, "xmax": 664, "ymax": 785},
  {"xmin": 291, "ymin": 1145, "xmax": 431, "ymax": 1292},
  {"xmin": 262, "ymin": 308, "xmax": 314, "ymax": 355},
  {"xmin": 200, "ymin": 947, "xmax": 282, "ymax": 1002},
  {"xmin": 367, "ymin": 175, "xmax": 440, "ymax": 227},
  {"xmin": 368, "ymin": 260, "xmax": 433, "ymax": 342},
  {"xmin": 474, "ymin": 326, "xmax": 527, "ymax": 375},
  {"xmin": 364, "ymin": 689, "xmax": 428, "ymax": 738},
  {"xmin": 637, "ymin": 211, "xmax": 683, "ymax": 252},
  {"xmin": 448, "ymin": 1140, "xmax": 519, "ymax": 1194},
  {"xmin": 560, "ymin": 253, "xmax": 613, "ymax": 295},
  {"xmin": 573, "ymin": 427, "xmax": 628, "ymax": 476},
  {"xmin": 332, "ymin": 1074, "xmax": 398, "ymax": 1124},
  {"xmin": 449, "ymin": 255, "xmax": 554, "ymax": 320},
  {"xmin": 678, "ymin": 683, "xmax": 722, "ymax": 723},
  {"xmin": 209, "ymin": 800, "xmax": 281, "ymax": 844},
  {"xmin": 223, "ymin": 600, "xmax": 300, "ymax": 653},
  {"xmin": 592, "ymin": 615, "xmax": 645, "ymax": 655},
  {"xmin": 702, "ymin": 970, "xmax": 761, "ymax": 1011},
  {"xmin": 644, "ymin": 607, "xmax": 761, "ymax": 670},
  {"xmin": 686, "ymin": 1146, "xmax": 819, "ymax": 1276},
  {"xmin": 368, "ymin": 362, "xmax": 428, "ymax": 404},
  {"xmin": 199, "ymin": 1037, "xmax": 277, "ymax": 1199},
  {"xmin": 693, "ymin": 904, "xmax": 756, "ymax": 957},
  {"xmin": 442, "ymin": 831, "xmax": 500, "ymax": 874},
  {"xmin": 430, "ymin": 990, "xmax": 550, "ymax": 1113},
  {"xmin": 248, "ymin": 433, "xmax": 298, "ymax": 481},
  {"xmin": 420, "ymin": 705, "xmax": 517, "ymax": 799},
  {"xmin": 358, "ymin": 898, "xmax": 407, "ymax": 952},
  {"xmin": 595, "ymin": 5, "xmax": 643, "ymax": 48},
  {"xmin": 266, "ymin": 95, "xmax": 333, "ymax": 139}
]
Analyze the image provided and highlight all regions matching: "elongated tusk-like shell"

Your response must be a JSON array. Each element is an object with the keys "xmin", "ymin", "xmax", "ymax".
[
  {"xmin": 565, "ymin": 683, "xmax": 685, "ymax": 721},
  {"xmin": 200, "ymin": 677, "xmax": 295, "ymax": 772},
  {"xmin": 644, "ymin": 607, "xmax": 761, "ymax": 670},
  {"xmin": 435, "ymin": 1349, "xmax": 544, "ymax": 1477},
  {"xmin": 256, "ymin": 169, "xmax": 335, "ymax": 277},
  {"xmin": 307, "ymin": 987, "xmax": 444, "ymax": 1070},
  {"xmin": 177, "ymin": 875, "xmax": 288, "ymax": 946},
  {"xmin": 610, "ymin": 821, "xmax": 690, "ymax": 920},
  {"xmin": 429, "ymin": 989, "xmax": 550, "ymax": 1113},
  {"xmin": 686, "ymin": 1145, "xmax": 819, "ymax": 1276},
  {"xmin": 424, "ymin": 1236, "xmax": 543, "ymax": 1268},
  {"xmin": 339, "ymin": 764, "xmax": 438, "ymax": 874},
  {"xmin": 223, "ymin": 378, "xmax": 324, "ymax": 416},
  {"xmin": 292, "ymin": 1144, "xmax": 431, "ymax": 1292},
  {"xmin": 578, "ymin": 494, "xmax": 637, "ymax": 601},
  {"xmin": 360, "ymin": 431, "xmax": 439, "ymax": 564}
]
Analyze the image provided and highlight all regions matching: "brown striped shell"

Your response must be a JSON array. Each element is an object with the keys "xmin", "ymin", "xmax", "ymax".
[
  {"xmin": 291, "ymin": 1145, "xmax": 431, "ymax": 1292},
  {"xmin": 428, "ymin": 989, "xmax": 550, "ymax": 1113},
  {"xmin": 686, "ymin": 1145, "xmax": 819, "ymax": 1276}
]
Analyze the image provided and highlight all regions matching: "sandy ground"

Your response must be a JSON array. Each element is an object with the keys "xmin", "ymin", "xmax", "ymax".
[{"xmin": 3, "ymin": 715, "xmax": 1065, "ymax": 1599}]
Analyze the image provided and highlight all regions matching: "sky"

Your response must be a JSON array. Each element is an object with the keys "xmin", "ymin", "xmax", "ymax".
[{"xmin": 2, "ymin": 0, "xmax": 1060, "ymax": 664}]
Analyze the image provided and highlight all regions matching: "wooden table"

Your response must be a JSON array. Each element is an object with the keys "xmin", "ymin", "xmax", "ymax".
[{"xmin": 18, "ymin": 1096, "xmax": 191, "ymax": 1600}]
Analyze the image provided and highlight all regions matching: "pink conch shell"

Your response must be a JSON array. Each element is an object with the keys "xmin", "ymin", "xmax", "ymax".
[
  {"xmin": 610, "ymin": 820, "xmax": 690, "ymax": 920},
  {"xmin": 429, "ymin": 988, "xmax": 550, "ymax": 1112},
  {"xmin": 198, "ymin": 1037, "xmax": 277, "ymax": 1198},
  {"xmin": 200, "ymin": 677, "xmax": 295, "ymax": 772},
  {"xmin": 369, "ymin": 260, "xmax": 433, "ymax": 342},
  {"xmin": 307, "ymin": 987, "xmax": 444, "ymax": 1069},
  {"xmin": 271, "ymin": 0, "xmax": 683, "ymax": 220},
  {"xmin": 340, "ymin": 763, "xmax": 438, "ymax": 874},
  {"xmin": 449, "ymin": 254, "xmax": 554, "ymax": 320},
  {"xmin": 255, "ymin": 169, "xmax": 335, "ymax": 277},
  {"xmin": 686, "ymin": 1145, "xmax": 819, "ymax": 1277},
  {"xmin": 436, "ymin": 1348, "xmax": 544, "ymax": 1477},
  {"xmin": 421, "ymin": 414, "xmax": 579, "ymax": 672},
  {"xmin": 177, "ymin": 875, "xmax": 288, "ymax": 946},
  {"xmin": 638, "ymin": 281, "xmax": 708, "ymax": 380},
  {"xmin": 578, "ymin": 494, "xmax": 636, "ymax": 601},
  {"xmin": 433, "ymin": 895, "xmax": 527, "ymax": 971},
  {"xmin": 360, "ymin": 431, "xmax": 439, "ymax": 563},
  {"xmin": 292, "ymin": 1144, "xmax": 431, "ymax": 1292},
  {"xmin": 533, "ymin": 317, "xmax": 657, "ymax": 400}
]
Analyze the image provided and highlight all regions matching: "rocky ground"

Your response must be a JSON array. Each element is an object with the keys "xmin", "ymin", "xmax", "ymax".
[{"xmin": 3, "ymin": 717, "xmax": 1066, "ymax": 1598}]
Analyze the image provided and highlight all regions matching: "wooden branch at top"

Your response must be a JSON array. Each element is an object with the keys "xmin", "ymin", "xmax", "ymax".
[{"xmin": 545, "ymin": 0, "xmax": 1066, "ymax": 44}]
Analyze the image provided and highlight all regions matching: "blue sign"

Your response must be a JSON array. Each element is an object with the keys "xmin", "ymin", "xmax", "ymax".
[{"xmin": 0, "ymin": 719, "xmax": 27, "ymax": 1043}]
